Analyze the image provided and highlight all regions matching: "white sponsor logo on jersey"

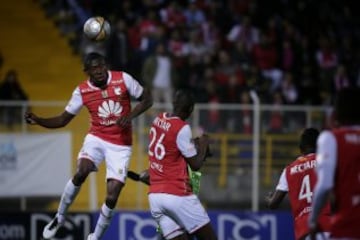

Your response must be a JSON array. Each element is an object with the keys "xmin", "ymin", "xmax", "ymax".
[{"xmin": 98, "ymin": 100, "xmax": 122, "ymax": 125}]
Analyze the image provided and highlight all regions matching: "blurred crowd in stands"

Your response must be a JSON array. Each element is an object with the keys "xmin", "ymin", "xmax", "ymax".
[{"xmin": 39, "ymin": 0, "xmax": 359, "ymax": 108}]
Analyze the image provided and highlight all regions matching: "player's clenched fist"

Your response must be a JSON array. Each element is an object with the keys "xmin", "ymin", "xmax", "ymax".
[{"xmin": 24, "ymin": 112, "xmax": 38, "ymax": 124}]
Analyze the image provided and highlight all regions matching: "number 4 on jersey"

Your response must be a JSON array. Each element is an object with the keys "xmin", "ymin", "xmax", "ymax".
[{"xmin": 298, "ymin": 174, "xmax": 313, "ymax": 203}]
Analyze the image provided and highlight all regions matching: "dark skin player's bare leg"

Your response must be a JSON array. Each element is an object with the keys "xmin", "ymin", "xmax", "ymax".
[
  {"xmin": 72, "ymin": 158, "xmax": 124, "ymax": 208},
  {"xmin": 105, "ymin": 179, "xmax": 124, "ymax": 208},
  {"xmin": 193, "ymin": 222, "xmax": 217, "ymax": 240},
  {"xmin": 72, "ymin": 158, "xmax": 95, "ymax": 186}
]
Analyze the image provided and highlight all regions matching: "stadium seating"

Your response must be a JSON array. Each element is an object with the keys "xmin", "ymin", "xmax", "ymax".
[{"xmin": 0, "ymin": 0, "xmax": 84, "ymax": 101}]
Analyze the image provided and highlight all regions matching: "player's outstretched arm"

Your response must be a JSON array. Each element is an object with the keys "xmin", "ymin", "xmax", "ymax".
[
  {"xmin": 127, "ymin": 170, "xmax": 150, "ymax": 185},
  {"xmin": 139, "ymin": 169, "xmax": 150, "ymax": 184},
  {"xmin": 24, "ymin": 111, "xmax": 75, "ymax": 128}
]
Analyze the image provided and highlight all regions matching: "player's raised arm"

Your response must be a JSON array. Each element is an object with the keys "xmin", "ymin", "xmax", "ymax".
[
  {"xmin": 116, "ymin": 73, "xmax": 153, "ymax": 127},
  {"xmin": 185, "ymin": 134, "xmax": 210, "ymax": 171},
  {"xmin": 129, "ymin": 87, "xmax": 153, "ymax": 119}
]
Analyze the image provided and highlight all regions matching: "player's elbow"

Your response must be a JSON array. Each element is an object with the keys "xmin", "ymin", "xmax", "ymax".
[
  {"xmin": 140, "ymin": 89, "xmax": 153, "ymax": 109},
  {"xmin": 57, "ymin": 119, "xmax": 70, "ymax": 128}
]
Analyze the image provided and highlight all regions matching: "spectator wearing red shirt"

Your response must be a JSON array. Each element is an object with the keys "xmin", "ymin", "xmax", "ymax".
[{"xmin": 252, "ymin": 32, "xmax": 283, "ymax": 92}]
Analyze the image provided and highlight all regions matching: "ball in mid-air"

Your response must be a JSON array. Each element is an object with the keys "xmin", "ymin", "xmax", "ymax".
[{"xmin": 83, "ymin": 16, "xmax": 111, "ymax": 41}]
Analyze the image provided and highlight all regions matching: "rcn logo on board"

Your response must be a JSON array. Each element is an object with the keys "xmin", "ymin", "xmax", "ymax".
[
  {"xmin": 217, "ymin": 213, "xmax": 278, "ymax": 240},
  {"xmin": 118, "ymin": 213, "xmax": 158, "ymax": 239},
  {"xmin": 116, "ymin": 212, "xmax": 279, "ymax": 240}
]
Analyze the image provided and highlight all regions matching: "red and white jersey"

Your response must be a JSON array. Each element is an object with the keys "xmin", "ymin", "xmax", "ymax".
[
  {"xmin": 148, "ymin": 112, "xmax": 197, "ymax": 196},
  {"xmin": 316, "ymin": 127, "xmax": 360, "ymax": 238},
  {"xmin": 277, "ymin": 153, "xmax": 331, "ymax": 240},
  {"xmin": 65, "ymin": 71, "xmax": 143, "ymax": 145}
]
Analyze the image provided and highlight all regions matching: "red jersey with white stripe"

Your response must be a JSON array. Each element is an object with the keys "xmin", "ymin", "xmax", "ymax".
[
  {"xmin": 284, "ymin": 153, "xmax": 331, "ymax": 240},
  {"xmin": 148, "ymin": 112, "xmax": 197, "ymax": 196},
  {"xmin": 330, "ymin": 128, "xmax": 360, "ymax": 238},
  {"xmin": 65, "ymin": 71, "xmax": 144, "ymax": 145}
]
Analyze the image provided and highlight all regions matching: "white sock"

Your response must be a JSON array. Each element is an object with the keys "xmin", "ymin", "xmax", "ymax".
[
  {"xmin": 93, "ymin": 203, "xmax": 114, "ymax": 239},
  {"xmin": 57, "ymin": 179, "xmax": 81, "ymax": 222}
]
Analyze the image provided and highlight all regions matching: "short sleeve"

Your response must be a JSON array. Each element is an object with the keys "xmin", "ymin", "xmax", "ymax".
[
  {"xmin": 65, "ymin": 87, "xmax": 83, "ymax": 115},
  {"xmin": 123, "ymin": 72, "xmax": 144, "ymax": 99},
  {"xmin": 176, "ymin": 125, "xmax": 197, "ymax": 158},
  {"xmin": 276, "ymin": 169, "xmax": 289, "ymax": 192},
  {"xmin": 316, "ymin": 130, "xmax": 337, "ymax": 190}
]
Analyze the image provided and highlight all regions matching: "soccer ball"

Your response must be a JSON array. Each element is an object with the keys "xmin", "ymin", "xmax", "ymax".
[{"xmin": 83, "ymin": 16, "xmax": 111, "ymax": 42}]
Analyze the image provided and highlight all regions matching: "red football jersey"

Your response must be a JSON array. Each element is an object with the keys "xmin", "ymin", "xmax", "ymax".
[
  {"xmin": 148, "ymin": 113, "xmax": 196, "ymax": 196},
  {"xmin": 330, "ymin": 127, "xmax": 360, "ymax": 238},
  {"xmin": 79, "ymin": 71, "xmax": 132, "ymax": 145},
  {"xmin": 285, "ymin": 153, "xmax": 331, "ymax": 240}
]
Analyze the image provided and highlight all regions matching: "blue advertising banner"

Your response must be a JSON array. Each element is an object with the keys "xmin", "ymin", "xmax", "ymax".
[
  {"xmin": 96, "ymin": 210, "xmax": 295, "ymax": 240},
  {"xmin": 0, "ymin": 210, "xmax": 294, "ymax": 239}
]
